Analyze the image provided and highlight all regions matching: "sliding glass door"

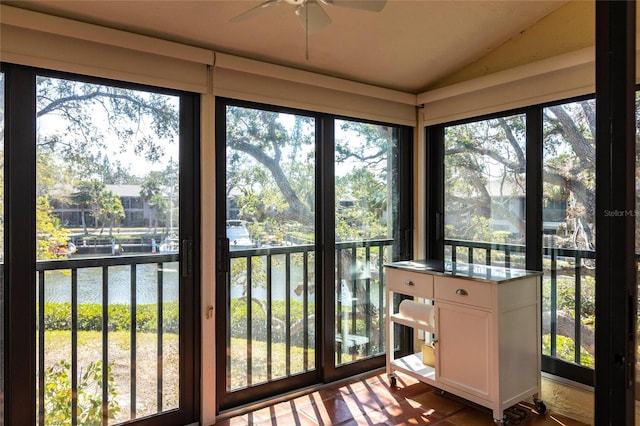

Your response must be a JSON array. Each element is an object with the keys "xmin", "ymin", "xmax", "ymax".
[
  {"xmin": 216, "ymin": 103, "xmax": 318, "ymax": 408},
  {"xmin": 333, "ymin": 119, "xmax": 399, "ymax": 367},
  {"xmin": 215, "ymin": 98, "xmax": 412, "ymax": 411}
]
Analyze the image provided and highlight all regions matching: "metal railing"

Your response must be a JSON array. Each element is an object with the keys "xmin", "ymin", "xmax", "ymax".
[
  {"xmin": 26, "ymin": 238, "xmax": 637, "ymax": 422},
  {"xmin": 35, "ymin": 253, "xmax": 179, "ymax": 426},
  {"xmin": 335, "ymin": 239, "xmax": 393, "ymax": 365},
  {"xmin": 228, "ymin": 244, "xmax": 315, "ymax": 389},
  {"xmin": 227, "ymin": 238, "xmax": 394, "ymax": 389}
]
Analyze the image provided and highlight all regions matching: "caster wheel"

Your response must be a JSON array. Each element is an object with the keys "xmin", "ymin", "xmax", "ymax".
[
  {"xmin": 534, "ymin": 399, "xmax": 547, "ymax": 414},
  {"xmin": 389, "ymin": 376, "xmax": 397, "ymax": 387}
]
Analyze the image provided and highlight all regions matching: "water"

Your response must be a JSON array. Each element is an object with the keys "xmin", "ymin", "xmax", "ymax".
[{"xmin": 40, "ymin": 262, "xmax": 180, "ymax": 305}]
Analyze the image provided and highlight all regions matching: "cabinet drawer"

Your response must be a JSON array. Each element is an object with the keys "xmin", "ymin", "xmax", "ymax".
[
  {"xmin": 434, "ymin": 277, "xmax": 492, "ymax": 309},
  {"xmin": 386, "ymin": 268, "xmax": 433, "ymax": 299}
]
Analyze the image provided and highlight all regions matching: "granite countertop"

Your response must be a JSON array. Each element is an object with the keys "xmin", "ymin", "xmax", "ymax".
[{"xmin": 385, "ymin": 259, "xmax": 543, "ymax": 283}]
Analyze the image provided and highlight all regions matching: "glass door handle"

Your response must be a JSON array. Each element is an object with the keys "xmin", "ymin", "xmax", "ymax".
[{"xmin": 182, "ymin": 238, "xmax": 193, "ymax": 278}]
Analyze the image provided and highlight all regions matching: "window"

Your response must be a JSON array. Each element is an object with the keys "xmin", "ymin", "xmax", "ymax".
[
  {"xmin": 444, "ymin": 113, "xmax": 527, "ymax": 269},
  {"xmin": 3, "ymin": 65, "xmax": 199, "ymax": 426},
  {"xmin": 542, "ymin": 100, "xmax": 596, "ymax": 371},
  {"xmin": 433, "ymin": 99, "xmax": 600, "ymax": 386}
]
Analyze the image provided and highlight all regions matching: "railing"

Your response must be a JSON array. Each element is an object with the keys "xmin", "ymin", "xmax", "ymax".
[
  {"xmin": 228, "ymin": 244, "xmax": 315, "ymax": 389},
  {"xmin": 227, "ymin": 238, "xmax": 393, "ymax": 390},
  {"xmin": 335, "ymin": 239, "xmax": 393, "ymax": 365},
  {"xmin": 35, "ymin": 253, "xmax": 179, "ymax": 426}
]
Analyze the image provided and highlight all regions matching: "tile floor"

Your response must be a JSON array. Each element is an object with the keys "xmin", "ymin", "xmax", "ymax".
[{"xmin": 215, "ymin": 371, "xmax": 589, "ymax": 425}]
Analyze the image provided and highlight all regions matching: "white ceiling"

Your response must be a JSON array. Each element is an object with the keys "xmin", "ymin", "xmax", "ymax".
[{"xmin": 3, "ymin": 0, "xmax": 567, "ymax": 93}]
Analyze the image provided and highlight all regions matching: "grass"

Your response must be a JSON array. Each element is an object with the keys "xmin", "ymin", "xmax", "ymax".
[{"xmin": 228, "ymin": 337, "xmax": 316, "ymax": 390}]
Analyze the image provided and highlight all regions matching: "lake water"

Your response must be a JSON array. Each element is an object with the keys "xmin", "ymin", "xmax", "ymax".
[
  {"xmin": 40, "ymin": 262, "xmax": 180, "ymax": 305},
  {"xmin": 40, "ymin": 257, "xmax": 381, "ymax": 307}
]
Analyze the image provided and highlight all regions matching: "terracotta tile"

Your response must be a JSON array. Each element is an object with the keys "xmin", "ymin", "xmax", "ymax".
[
  {"xmin": 246, "ymin": 404, "xmax": 290, "ymax": 423},
  {"xmin": 405, "ymin": 390, "xmax": 466, "ymax": 418},
  {"xmin": 382, "ymin": 409, "xmax": 440, "ymax": 425},
  {"xmin": 444, "ymin": 406, "xmax": 496, "ymax": 426},
  {"xmin": 336, "ymin": 385, "xmax": 388, "ymax": 412},
  {"xmin": 341, "ymin": 408, "xmax": 393, "ymax": 426},
  {"xmin": 255, "ymin": 409, "xmax": 320, "ymax": 426},
  {"xmin": 391, "ymin": 382, "xmax": 435, "ymax": 399},
  {"xmin": 216, "ymin": 372, "xmax": 590, "ymax": 426},
  {"xmin": 297, "ymin": 393, "xmax": 362, "ymax": 425}
]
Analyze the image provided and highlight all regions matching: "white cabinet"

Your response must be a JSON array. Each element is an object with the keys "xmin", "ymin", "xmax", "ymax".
[{"xmin": 385, "ymin": 260, "xmax": 544, "ymax": 424}]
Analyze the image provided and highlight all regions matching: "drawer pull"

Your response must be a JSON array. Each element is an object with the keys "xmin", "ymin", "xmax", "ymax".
[
  {"xmin": 405, "ymin": 280, "xmax": 415, "ymax": 286},
  {"xmin": 455, "ymin": 288, "xmax": 468, "ymax": 296}
]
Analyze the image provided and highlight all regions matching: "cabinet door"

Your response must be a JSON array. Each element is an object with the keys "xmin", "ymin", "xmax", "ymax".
[{"xmin": 436, "ymin": 302, "xmax": 492, "ymax": 401}]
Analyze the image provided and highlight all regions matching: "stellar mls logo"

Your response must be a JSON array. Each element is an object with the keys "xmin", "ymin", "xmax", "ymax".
[{"xmin": 603, "ymin": 209, "xmax": 637, "ymax": 217}]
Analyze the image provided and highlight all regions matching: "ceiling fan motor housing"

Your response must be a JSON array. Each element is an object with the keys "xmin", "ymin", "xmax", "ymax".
[{"xmin": 285, "ymin": 0, "xmax": 306, "ymax": 5}]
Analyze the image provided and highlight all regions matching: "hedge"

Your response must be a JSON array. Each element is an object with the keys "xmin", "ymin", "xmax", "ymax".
[{"xmin": 41, "ymin": 301, "xmax": 179, "ymax": 334}]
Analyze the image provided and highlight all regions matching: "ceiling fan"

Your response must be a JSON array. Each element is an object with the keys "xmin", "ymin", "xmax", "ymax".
[{"xmin": 230, "ymin": 0, "xmax": 388, "ymax": 59}]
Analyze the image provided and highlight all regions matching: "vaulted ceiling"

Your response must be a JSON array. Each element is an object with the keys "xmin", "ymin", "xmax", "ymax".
[{"xmin": 2, "ymin": 0, "xmax": 569, "ymax": 93}]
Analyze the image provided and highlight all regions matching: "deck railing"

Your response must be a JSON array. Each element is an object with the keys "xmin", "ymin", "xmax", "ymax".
[
  {"xmin": 227, "ymin": 238, "xmax": 394, "ymax": 389},
  {"xmin": 335, "ymin": 239, "xmax": 393, "ymax": 364},
  {"xmin": 228, "ymin": 244, "xmax": 316, "ymax": 389},
  {"xmin": 35, "ymin": 253, "xmax": 179, "ymax": 425}
]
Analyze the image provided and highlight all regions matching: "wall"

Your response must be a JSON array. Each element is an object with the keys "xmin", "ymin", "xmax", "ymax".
[{"xmin": 541, "ymin": 374, "xmax": 593, "ymax": 425}]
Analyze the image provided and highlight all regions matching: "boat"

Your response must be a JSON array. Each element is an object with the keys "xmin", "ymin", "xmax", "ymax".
[
  {"xmin": 159, "ymin": 235, "xmax": 180, "ymax": 253},
  {"xmin": 226, "ymin": 220, "xmax": 255, "ymax": 250},
  {"xmin": 53, "ymin": 241, "xmax": 77, "ymax": 257}
]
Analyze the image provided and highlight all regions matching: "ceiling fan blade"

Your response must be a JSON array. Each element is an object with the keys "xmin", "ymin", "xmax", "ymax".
[
  {"xmin": 230, "ymin": 0, "xmax": 282, "ymax": 22},
  {"xmin": 329, "ymin": 0, "xmax": 387, "ymax": 12},
  {"xmin": 296, "ymin": 0, "xmax": 332, "ymax": 34}
]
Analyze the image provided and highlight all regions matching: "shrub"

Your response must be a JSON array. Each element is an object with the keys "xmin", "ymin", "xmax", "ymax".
[
  {"xmin": 41, "ymin": 301, "xmax": 179, "ymax": 333},
  {"xmin": 43, "ymin": 360, "xmax": 119, "ymax": 425}
]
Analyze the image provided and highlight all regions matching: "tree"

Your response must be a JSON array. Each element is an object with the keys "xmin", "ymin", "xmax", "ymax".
[
  {"xmin": 36, "ymin": 196, "xmax": 70, "ymax": 260},
  {"xmin": 444, "ymin": 115, "xmax": 527, "ymax": 244},
  {"xmin": 33, "ymin": 76, "xmax": 179, "ymax": 245},
  {"xmin": 36, "ymin": 77, "xmax": 178, "ymax": 174},
  {"xmin": 140, "ymin": 171, "xmax": 165, "ymax": 231},
  {"xmin": 226, "ymin": 107, "xmax": 315, "ymax": 227},
  {"xmin": 543, "ymin": 101, "xmax": 596, "ymax": 250},
  {"xmin": 149, "ymin": 193, "xmax": 169, "ymax": 233},
  {"xmin": 98, "ymin": 190, "xmax": 125, "ymax": 236},
  {"xmin": 71, "ymin": 180, "xmax": 104, "ymax": 235}
]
